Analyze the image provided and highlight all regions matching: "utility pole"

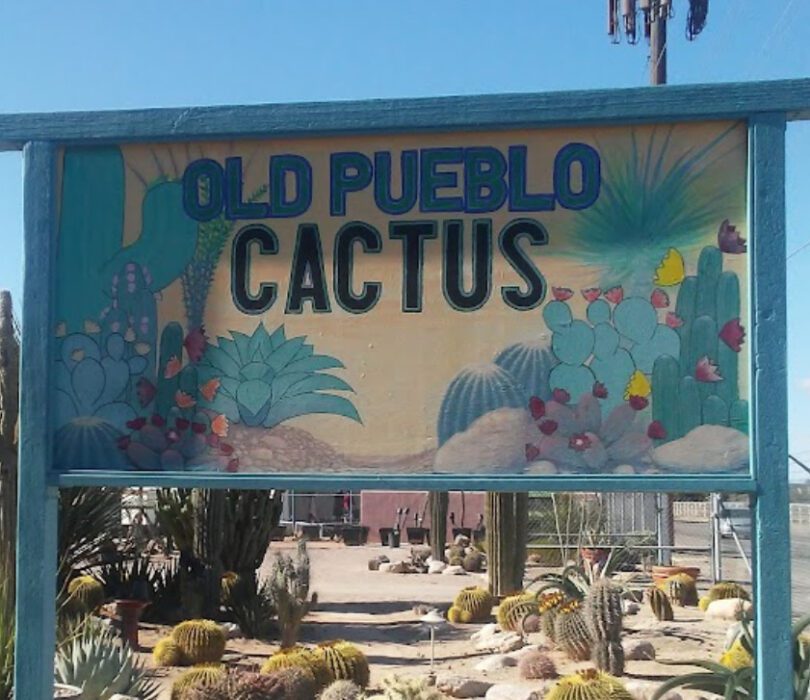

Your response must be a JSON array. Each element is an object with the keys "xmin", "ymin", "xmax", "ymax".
[{"xmin": 607, "ymin": 0, "xmax": 710, "ymax": 565}]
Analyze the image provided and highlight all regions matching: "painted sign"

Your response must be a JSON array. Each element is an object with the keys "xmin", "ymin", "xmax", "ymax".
[{"xmin": 52, "ymin": 121, "xmax": 749, "ymax": 477}]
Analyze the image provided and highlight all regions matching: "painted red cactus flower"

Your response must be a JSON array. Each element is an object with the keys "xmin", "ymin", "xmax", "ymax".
[
  {"xmin": 628, "ymin": 395, "xmax": 649, "ymax": 411},
  {"xmin": 220, "ymin": 443, "xmax": 235, "ymax": 456},
  {"xmin": 184, "ymin": 326, "xmax": 208, "ymax": 363},
  {"xmin": 116, "ymin": 435, "xmax": 131, "ymax": 450},
  {"xmin": 529, "ymin": 396, "xmax": 546, "ymax": 420},
  {"xmin": 136, "ymin": 377, "xmax": 156, "ymax": 408},
  {"xmin": 226, "ymin": 458, "xmax": 239, "ymax": 473},
  {"xmin": 164, "ymin": 355, "xmax": 182, "ymax": 379},
  {"xmin": 604, "ymin": 286, "xmax": 624, "ymax": 304},
  {"xmin": 150, "ymin": 414, "xmax": 166, "ymax": 427},
  {"xmin": 718, "ymin": 219, "xmax": 747, "ymax": 254},
  {"xmin": 650, "ymin": 288, "xmax": 670, "ymax": 308},
  {"xmin": 126, "ymin": 416, "xmax": 146, "ymax": 431},
  {"xmin": 206, "ymin": 433, "xmax": 220, "ymax": 448},
  {"xmin": 200, "ymin": 378, "xmax": 220, "ymax": 402},
  {"xmin": 665, "ymin": 312, "xmax": 684, "ymax": 328},
  {"xmin": 175, "ymin": 390, "xmax": 196, "ymax": 409},
  {"xmin": 191, "ymin": 422, "xmax": 207, "ymax": 434},
  {"xmin": 695, "ymin": 356, "xmax": 723, "ymax": 382},
  {"xmin": 568, "ymin": 433, "xmax": 592, "ymax": 452},
  {"xmin": 552, "ymin": 388, "xmax": 571, "ymax": 404},
  {"xmin": 538, "ymin": 419, "xmax": 559, "ymax": 435},
  {"xmin": 592, "ymin": 381, "xmax": 608, "ymax": 399},
  {"xmin": 175, "ymin": 417, "xmax": 190, "ymax": 431},
  {"xmin": 581, "ymin": 287, "xmax": 602, "ymax": 302},
  {"xmin": 525, "ymin": 443, "xmax": 540, "ymax": 461},
  {"xmin": 552, "ymin": 287, "xmax": 574, "ymax": 301},
  {"xmin": 647, "ymin": 421, "xmax": 667, "ymax": 440},
  {"xmin": 719, "ymin": 318, "xmax": 745, "ymax": 352}
]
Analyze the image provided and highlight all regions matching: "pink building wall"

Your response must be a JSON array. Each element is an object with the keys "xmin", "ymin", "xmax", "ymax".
[{"xmin": 360, "ymin": 490, "xmax": 485, "ymax": 543}]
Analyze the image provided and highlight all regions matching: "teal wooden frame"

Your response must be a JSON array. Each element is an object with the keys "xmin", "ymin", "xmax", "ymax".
[{"xmin": 5, "ymin": 78, "xmax": 802, "ymax": 698}]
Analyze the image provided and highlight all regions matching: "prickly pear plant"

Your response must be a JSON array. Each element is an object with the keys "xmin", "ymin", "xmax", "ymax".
[
  {"xmin": 314, "ymin": 641, "xmax": 370, "ymax": 688},
  {"xmin": 553, "ymin": 601, "xmax": 593, "ymax": 661},
  {"xmin": 525, "ymin": 390, "xmax": 653, "ymax": 473},
  {"xmin": 171, "ymin": 619, "xmax": 227, "ymax": 664},
  {"xmin": 197, "ymin": 322, "xmax": 359, "ymax": 429},
  {"xmin": 648, "ymin": 587, "xmax": 674, "ymax": 621},
  {"xmin": 269, "ymin": 539, "xmax": 318, "ymax": 649},
  {"xmin": 585, "ymin": 579, "xmax": 624, "ymax": 676},
  {"xmin": 652, "ymin": 244, "xmax": 748, "ymax": 442},
  {"xmin": 543, "ymin": 286, "xmax": 679, "ymax": 413},
  {"xmin": 546, "ymin": 668, "xmax": 634, "ymax": 700},
  {"xmin": 452, "ymin": 587, "xmax": 495, "ymax": 623}
]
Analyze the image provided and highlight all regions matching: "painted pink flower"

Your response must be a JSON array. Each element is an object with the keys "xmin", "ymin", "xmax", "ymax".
[
  {"xmin": 226, "ymin": 458, "xmax": 239, "ymax": 473},
  {"xmin": 650, "ymin": 288, "xmax": 670, "ymax": 308},
  {"xmin": 552, "ymin": 388, "xmax": 571, "ymax": 404},
  {"xmin": 665, "ymin": 312, "xmax": 684, "ymax": 328},
  {"xmin": 206, "ymin": 433, "xmax": 221, "ymax": 448},
  {"xmin": 718, "ymin": 219, "xmax": 746, "ymax": 254},
  {"xmin": 604, "ymin": 286, "xmax": 624, "ymax": 304},
  {"xmin": 629, "ymin": 395, "xmax": 649, "ymax": 411},
  {"xmin": 552, "ymin": 287, "xmax": 574, "ymax": 301},
  {"xmin": 164, "ymin": 355, "xmax": 182, "ymax": 379},
  {"xmin": 592, "ymin": 381, "xmax": 608, "ymax": 399},
  {"xmin": 529, "ymin": 396, "xmax": 546, "ymax": 420},
  {"xmin": 568, "ymin": 433, "xmax": 592, "ymax": 452},
  {"xmin": 166, "ymin": 429, "xmax": 179, "ymax": 443},
  {"xmin": 581, "ymin": 287, "xmax": 602, "ymax": 302},
  {"xmin": 220, "ymin": 443, "xmax": 235, "ymax": 456},
  {"xmin": 184, "ymin": 325, "xmax": 208, "ymax": 363},
  {"xmin": 647, "ymin": 421, "xmax": 667, "ymax": 440},
  {"xmin": 719, "ymin": 318, "xmax": 745, "ymax": 352},
  {"xmin": 695, "ymin": 356, "xmax": 723, "ymax": 382},
  {"xmin": 526, "ymin": 443, "xmax": 540, "ymax": 461},
  {"xmin": 538, "ymin": 419, "xmax": 559, "ymax": 435}
]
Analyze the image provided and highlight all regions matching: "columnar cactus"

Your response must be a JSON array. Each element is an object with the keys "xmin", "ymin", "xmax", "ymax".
[
  {"xmin": 486, "ymin": 492, "xmax": 528, "ymax": 597},
  {"xmin": 585, "ymin": 579, "xmax": 624, "ymax": 676}
]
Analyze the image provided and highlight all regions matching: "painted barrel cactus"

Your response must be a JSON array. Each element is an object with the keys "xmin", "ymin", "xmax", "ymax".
[{"xmin": 494, "ymin": 339, "xmax": 559, "ymax": 402}]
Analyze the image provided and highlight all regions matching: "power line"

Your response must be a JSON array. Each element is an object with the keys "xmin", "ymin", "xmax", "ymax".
[{"xmin": 788, "ymin": 239, "xmax": 810, "ymax": 261}]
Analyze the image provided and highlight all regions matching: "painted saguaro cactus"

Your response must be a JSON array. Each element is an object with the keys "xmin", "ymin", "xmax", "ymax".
[{"xmin": 651, "ymin": 245, "xmax": 748, "ymax": 442}]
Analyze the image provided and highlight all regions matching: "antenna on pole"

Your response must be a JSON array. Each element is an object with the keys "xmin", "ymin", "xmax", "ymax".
[{"xmin": 608, "ymin": 0, "xmax": 710, "ymax": 87}]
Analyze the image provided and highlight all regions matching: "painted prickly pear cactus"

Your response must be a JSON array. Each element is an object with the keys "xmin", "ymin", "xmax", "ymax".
[{"xmin": 50, "ymin": 122, "xmax": 749, "ymax": 476}]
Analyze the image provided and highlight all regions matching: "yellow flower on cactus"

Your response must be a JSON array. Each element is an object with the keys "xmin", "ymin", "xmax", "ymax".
[
  {"xmin": 654, "ymin": 248, "xmax": 686, "ymax": 286},
  {"xmin": 624, "ymin": 370, "xmax": 651, "ymax": 400},
  {"xmin": 720, "ymin": 639, "xmax": 753, "ymax": 670}
]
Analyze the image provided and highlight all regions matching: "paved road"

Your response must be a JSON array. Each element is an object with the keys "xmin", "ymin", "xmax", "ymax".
[{"xmin": 674, "ymin": 519, "xmax": 810, "ymax": 614}]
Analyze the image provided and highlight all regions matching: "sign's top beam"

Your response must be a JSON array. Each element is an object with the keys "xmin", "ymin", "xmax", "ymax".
[{"xmin": 1, "ymin": 78, "xmax": 809, "ymax": 150}]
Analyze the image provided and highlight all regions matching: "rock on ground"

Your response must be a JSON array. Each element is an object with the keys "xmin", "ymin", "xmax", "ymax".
[
  {"xmin": 623, "ymin": 639, "xmax": 656, "ymax": 660},
  {"xmin": 428, "ymin": 560, "xmax": 447, "ymax": 574},
  {"xmin": 475, "ymin": 631, "xmax": 524, "ymax": 653},
  {"xmin": 474, "ymin": 654, "xmax": 518, "ymax": 672},
  {"xmin": 705, "ymin": 598, "xmax": 752, "ymax": 620},
  {"xmin": 471, "ymin": 623, "xmax": 500, "ymax": 641},
  {"xmin": 442, "ymin": 565, "xmax": 466, "ymax": 575},
  {"xmin": 485, "ymin": 683, "xmax": 542, "ymax": 700},
  {"xmin": 436, "ymin": 674, "xmax": 494, "ymax": 698},
  {"xmin": 624, "ymin": 679, "xmax": 683, "ymax": 700}
]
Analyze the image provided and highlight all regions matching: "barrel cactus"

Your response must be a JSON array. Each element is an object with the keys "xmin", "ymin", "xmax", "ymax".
[
  {"xmin": 153, "ymin": 636, "xmax": 186, "ymax": 667},
  {"xmin": 314, "ymin": 641, "xmax": 370, "ymax": 688},
  {"xmin": 554, "ymin": 602, "xmax": 593, "ymax": 661},
  {"xmin": 705, "ymin": 581, "xmax": 750, "ymax": 605},
  {"xmin": 171, "ymin": 665, "xmax": 226, "ymax": 700},
  {"xmin": 261, "ymin": 646, "xmax": 332, "ymax": 689},
  {"xmin": 171, "ymin": 619, "xmax": 226, "ymax": 664},
  {"xmin": 648, "ymin": 587, "xmax": 674, "ymax": 621},
  {"xmin": 719, "ymin": 638, "xmax": 754, "ymax": 671},
  {"xmin": 320, "ymin": 679, "xmax": 364, "ymax": 700},
  {"xmin": 518, "ymin": 649, "xmax": 557, "ymax": 679},
  {"xmin": 546, "ymin": 669, "xmax": 634, "ymax": 700},
  {"xmin": 451, "ymin": 587, "xmax": 495, "ymax": 622},
  {"xmin": 585, "ymin": 579, "xmax": 624, "ymax": 676},
  {"xmin": 496, "ymin": 592, "xmax": 538, "ymax": 632},
  {"xmin": 658, "ymin": 573, "xmax": 699, "ymax": 607},
  {"xmin": 65, "ymin": 575, "xmax": 105, "ymax": 616}
]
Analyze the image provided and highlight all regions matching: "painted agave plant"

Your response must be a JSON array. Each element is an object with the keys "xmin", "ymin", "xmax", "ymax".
[
  {"xmin": 527, "ymin": 388, "xmax": 652, "ymax": 472},
  {"xmin": 196, "ymin": 322, "xmax": 360, "ymax": 429}
]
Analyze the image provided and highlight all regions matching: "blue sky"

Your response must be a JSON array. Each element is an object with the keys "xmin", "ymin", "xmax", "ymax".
[{"xmin": 0, "ymin": 1, "xmax": 808, "ymax": 480}]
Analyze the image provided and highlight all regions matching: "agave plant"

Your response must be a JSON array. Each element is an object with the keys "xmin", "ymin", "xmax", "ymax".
[
  {"xmin": 652, "ymin": 613, "xmax": 810, "ymax": 699},
  {"xmin": 55, "ymin": 619, "xmax": 159, "ymax": 700},
  {"xmin": 196, "ymin": 322, "xmax": 360, "ymax": 429},
  {"xmin": 569, "ymin": 124, "xmax": 744, "ymax": 289}
]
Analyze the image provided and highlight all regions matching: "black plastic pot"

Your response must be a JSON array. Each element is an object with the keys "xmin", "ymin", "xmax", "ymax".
[
  {"xmin": 452, "ymin": 527, "xmax": 473, "ymax": 540},
  {"xmin": 406, "ymin": 527, "xmax": 428, "ymax": 544},
  {"xmin": 341, "ymin": 525, "xmax": 369, "ymax": 546},
  {"xmin": 378, "ymin": 527, "xmax": 393, "ymax": 545},
  {"xmin": 388, "ymin": 529, "xmax": 401, "ymax": 548}
]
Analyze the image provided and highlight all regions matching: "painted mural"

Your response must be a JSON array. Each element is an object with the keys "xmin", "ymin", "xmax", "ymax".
[{"xmin": 51, "ymin": 122, "xmax": 750, "ymax": 476}]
